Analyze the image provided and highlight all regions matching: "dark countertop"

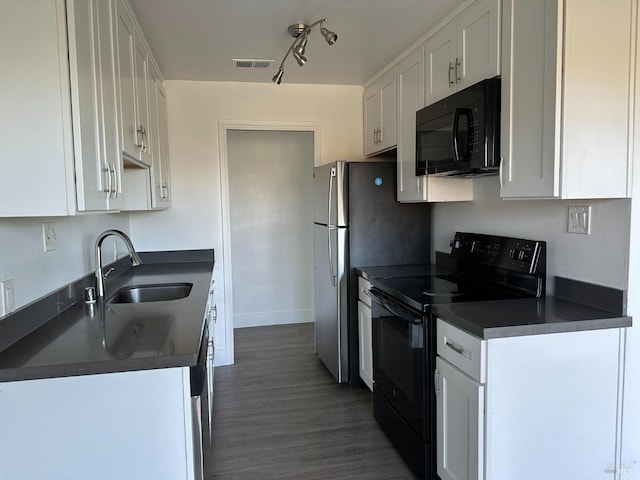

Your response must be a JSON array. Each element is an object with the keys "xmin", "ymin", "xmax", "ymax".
[
  {"xmin": 0, "ymin": 252, "xmax": 214, "ymax": 382},
  {"xmin": 432, "ymin": 297, "xmax": 632, "ymax": 340}
]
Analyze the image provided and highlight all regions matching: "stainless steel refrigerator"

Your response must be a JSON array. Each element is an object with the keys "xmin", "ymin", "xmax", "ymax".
[{"xmin": 313, "ymin": 161, "xmax": 431, "ymax": 384}]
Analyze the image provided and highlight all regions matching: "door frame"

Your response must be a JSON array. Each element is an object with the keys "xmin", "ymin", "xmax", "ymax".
[{"xmin": 217, "ymin": 119, "xmax": 320, "ymax": 365}]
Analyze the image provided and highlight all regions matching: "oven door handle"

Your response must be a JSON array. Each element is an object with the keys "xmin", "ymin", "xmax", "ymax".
[{"xmin": 368, "ymin": 288, "xmax": 424, "ymax": 326}]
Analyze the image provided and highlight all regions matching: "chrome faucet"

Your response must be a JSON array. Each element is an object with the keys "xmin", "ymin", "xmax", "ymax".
[{"xmin": 95, "ymin": 229, "xmax": 142, "ymax": 299}]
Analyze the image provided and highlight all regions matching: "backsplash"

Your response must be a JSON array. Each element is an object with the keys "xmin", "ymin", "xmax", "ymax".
[
  {"xmin": 0, "ymin": 214, "xmax": 131, "ymax": 314},
  {"xmin": 432, "ymin": 176, "xmax": 631, "ymax": 294}
]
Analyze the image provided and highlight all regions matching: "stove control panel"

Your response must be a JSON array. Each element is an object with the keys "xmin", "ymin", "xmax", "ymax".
[{"xmin": 450, "ymin": 232, "xmax": 546, "ymax": 275}]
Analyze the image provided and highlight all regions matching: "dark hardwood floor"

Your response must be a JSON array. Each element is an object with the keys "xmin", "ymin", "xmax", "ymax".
[{"xmin": 204, "ymin": 322, "xmax": 415, "ymax": 479}]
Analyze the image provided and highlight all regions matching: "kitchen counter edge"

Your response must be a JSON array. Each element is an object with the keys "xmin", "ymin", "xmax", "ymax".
[{"xmin": 0, "ymin": 249, "xmax": 214, "ymax": 382}]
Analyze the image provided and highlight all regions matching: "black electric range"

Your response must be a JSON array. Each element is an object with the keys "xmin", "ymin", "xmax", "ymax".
[{"xmin": 369, "ymin": 232, "xmax": 546, "ymax": 479}]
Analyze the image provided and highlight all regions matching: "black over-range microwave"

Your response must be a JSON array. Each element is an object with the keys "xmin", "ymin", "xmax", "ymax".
[{"xmin": 416, "ymin": 77, "xmax": 500, "ymax": 177}]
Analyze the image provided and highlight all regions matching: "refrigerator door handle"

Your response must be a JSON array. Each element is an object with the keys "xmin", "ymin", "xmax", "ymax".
[
  {"xmin": 328, "ymin": 227, "xmax": 337, "ymax": 286},
  {"xmin": 327, "ymin": 166, "xmax": 336, "ymax": 228}
]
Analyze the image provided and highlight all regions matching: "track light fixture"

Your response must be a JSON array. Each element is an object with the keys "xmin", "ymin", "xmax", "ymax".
[{"xmin": 272, "ymin": 18, "xmax": 338, "ymax": 84}]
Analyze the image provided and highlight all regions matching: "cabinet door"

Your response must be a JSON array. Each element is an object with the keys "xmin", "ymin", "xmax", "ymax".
[
  {"xmin": 364, "ymin": 69, "xmax": 396, "ymax": 156},
  {"xmin": 67, "ymin": 0, "xmax": 108, "ymax": 211},
  {"xmin": 425, "ymin": 24, "xmax": 456, "ymax": 105},
  {"xmin": 363, "ymin": 86, "xmax": 380, "ymax": 155},
  {"xmin": 457, "ymin": 0, "xmax": 500, "ymax": 89},
  {"xmin": 397, "ymin": 48, "xmax": 427, "ymax": 202},
  {"xmin": 379, "ymin": 72, "xmax": 397, "ymax": 151},
  {"xmin": 357, "ymin": 299, "xmax": 373, "ymax": 391},
  {"xmin": 560, "ymin": 0, "xmax": 632, "ymax": 199},
  {"xmin": 114, "ymin": 0, "xmax": 139, "ymax": 160},
  {"xmin": 69, "ymin": 0, "xmax": 123, "ymax": 211},
  {"xmin": 436, "ymin": 357, "xmax": 484, "ymax": 480},
  {"xmin": 500, "ymin": 0, "xmax": 560, "ymax": 199},
  {"xmin": 96, "ymin": 0, "xmax": 125, "ymax": 210},
  {"xmin": 155, "ymin": 80, "xmax": 172, "ymax": 207},
  {"xmin": 134, "ymin": 31, "xmax": 152, "ymax": 166}
]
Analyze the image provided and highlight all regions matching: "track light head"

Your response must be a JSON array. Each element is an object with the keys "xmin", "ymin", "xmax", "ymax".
[
  {"xmin": 320, "ymin": 25, "xmax": 337, "ymax": 45},
  {"xmin": 272, "ymin": 68, "xmax": 284, "ymax": 84}
]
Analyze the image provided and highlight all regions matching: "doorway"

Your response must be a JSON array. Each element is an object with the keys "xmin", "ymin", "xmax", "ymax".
[{"xmin": 226, "ymin": 129, "xmax": 315, "ymax": 331}]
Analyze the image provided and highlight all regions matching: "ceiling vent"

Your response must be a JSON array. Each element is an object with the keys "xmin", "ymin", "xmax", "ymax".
[{"xmin": 232, "ymin": 59, "xmax": 273, "ymax": 69}]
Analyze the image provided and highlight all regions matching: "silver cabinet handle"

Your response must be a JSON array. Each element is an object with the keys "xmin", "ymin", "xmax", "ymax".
[
  {"xmin": 102, "ymin": 165, "xmax": 111, "ymax": 194},
  {"xmin": 110, "ymin": 163, "xmax": 117, "ymax": 198},
  {"xmin": 445, "ymin": 340, "xmax": 465, "ymax": 355},
  {"xmin": 161, "ymin": 183, "xmax": 169, "ymax": 200},
  {"xmin": 455, "ymin": 58, "xmax": 461, "ymax": 83},
  {"xmin": 448, "ymin": 61, "xmax": 454, "ymax": 86},
  {"xmin": 416, "ymin": 177, "xmax": 421, "ymax": 195},
  {"xmin": 434, "ymin": 369, "xmax": 441, "ymax": 396},
  {"xmin": 378, "ymin": 127, "xmax": 383, "ymax": 144},
  {"xmin": 135, "ymin": 125, "xmax": 146, "ymax": 149},
  {"xmin": 499, "ymin": 157, "xmax": 504, "ymax": 188}
]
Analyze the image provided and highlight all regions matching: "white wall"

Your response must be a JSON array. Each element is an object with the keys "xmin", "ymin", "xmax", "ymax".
[
  {"xmin": 0, "ymin": 214, "xmax": 130, "ymax": 313},
  {"xmin": 432, "ymin": 177, "xmax": 631, "ymax": 293},
  {"xmin": 129, "ymin": 81, "xmax": 363, "ymax": 251},
  {"xmin": 128, "ymin": 81, "xmax": 363, "ymax": 365},
  {"xmin": 620, "ymin": 32, "xmax": 640, "ymax": 476},
  {"xmin": 227, "ymin": 130, "xmax": 314, "ymax": 328}
]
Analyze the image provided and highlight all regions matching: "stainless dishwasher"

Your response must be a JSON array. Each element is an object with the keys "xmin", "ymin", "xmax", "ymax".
[{"xmin": 190, "ymin": 324, "xmax": 210, "ymax": 480}]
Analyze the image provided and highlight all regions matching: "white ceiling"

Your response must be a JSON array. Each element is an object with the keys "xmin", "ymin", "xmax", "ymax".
[{"xmin": 127, "ymin": 0, "xmax": 466, "ymax": 86}]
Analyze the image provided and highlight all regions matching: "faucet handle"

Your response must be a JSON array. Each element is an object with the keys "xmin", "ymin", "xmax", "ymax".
[{"xmin": 103, "ymin": 267, "xmax": 115, "ymax": 279}]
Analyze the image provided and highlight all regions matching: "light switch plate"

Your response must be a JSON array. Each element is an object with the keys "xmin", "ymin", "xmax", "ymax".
[
  {"xmin": 1, "ymin": 279, "xmax": 15, "ymax": 315},
  {"xmin": 568, "ymin": 206, "xmax": 591, "ymax": 234},
  {"xmin": 43, "ymin": 222, "xmax": 57, "ymax": 252}
]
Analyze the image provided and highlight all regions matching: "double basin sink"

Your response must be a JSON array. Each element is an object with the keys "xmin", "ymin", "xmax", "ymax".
[{"xmin": 108, "ymin": 283, "xmax": 193, "ymax": 304}]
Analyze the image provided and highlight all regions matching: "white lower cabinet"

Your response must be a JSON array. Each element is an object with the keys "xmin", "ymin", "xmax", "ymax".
[
  {"xmin": 0, "ymin": 368, "xmax": 202, "ymax": 480},
  {"xmin": 436, "ymin": 357, "xmax": 484, "ymax": 480},
  {"xmin": 435, "ymin": 318, "xmax": 626, "ymax": 480},
  {"xmin": 357, "ymin": 276, "xmax": 373, "ymax": 391},
  {"xmin": 358, "ymin": 299, "xmax": 373, "ymax": 391}
]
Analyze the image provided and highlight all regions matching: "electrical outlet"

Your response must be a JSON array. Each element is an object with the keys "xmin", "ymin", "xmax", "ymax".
[
  {"xmin": 1, "ymin": 279, "xmax": 15, "ymax": 315},
  {"xmin": 42, "ymin": 222, "xmax": 57, "ymax": 251}
]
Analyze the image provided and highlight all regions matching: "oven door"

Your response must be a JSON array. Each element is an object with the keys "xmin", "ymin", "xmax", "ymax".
[{"xmin": 370, "ymin": 287, "xmax": 426, "ymax": 439}]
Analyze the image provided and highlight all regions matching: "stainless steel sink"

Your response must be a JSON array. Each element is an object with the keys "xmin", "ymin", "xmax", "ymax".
[{"xmin": 108, "ymin": 283, "xmax": 193, "ymax": 304}]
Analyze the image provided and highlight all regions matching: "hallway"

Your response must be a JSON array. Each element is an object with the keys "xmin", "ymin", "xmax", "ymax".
[{"xmin": 205, "ymin": 323, "xmax": 415, "ymax": 479}]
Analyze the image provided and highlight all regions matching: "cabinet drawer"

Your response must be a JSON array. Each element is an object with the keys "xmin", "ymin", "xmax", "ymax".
[
  {"xmin": 358, "ymin": 276, "xmax": 372, "ymax": 306},
  {"xmin": 437, "ymin": 318, "xmax": 486, "ymax": 383}
]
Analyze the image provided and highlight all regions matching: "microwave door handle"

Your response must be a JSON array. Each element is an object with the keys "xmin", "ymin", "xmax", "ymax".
[
  {"xmin": 452, "ymin": 108, "xmax": 472, "ymax": 163},
  {"xmin": 452, "ymin": 108, "xmax": 462, "ymax": 162}
]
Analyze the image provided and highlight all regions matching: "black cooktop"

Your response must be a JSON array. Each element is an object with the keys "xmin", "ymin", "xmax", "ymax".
[
  {"xmin": 371, "ymin": 232, "xmax": 547, "ymax": 313},
  {"xmin": 371, "ymin": 273, "xmax": 530, "ymax": 313}
]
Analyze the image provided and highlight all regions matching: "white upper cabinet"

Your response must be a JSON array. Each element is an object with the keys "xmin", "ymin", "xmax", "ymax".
[
  {"xmin": 148, "ymin": 63, "xmax": 172, "ymax": 208},
  {"xmin": 0, "ymin": 0, "xmax": 128, "ymax": 216},
  {"xmin": 0, "ymin": 0, "xmax": 76, "ymax": 216},
  {"xmin": 0, "ymin": 0, "xmax": 170, "ymax": 217},
  {"xmin": 364, "ymin": 69, "xmax": 397, "ymax": 156},
  {"xmin": 425, "ymin": 0, "xmax": 500, "ymax": 105},
  {"xmin": 68, "ymin": 0, "xmax": 125, "ymax": 211},
  {"xmin": 115, "ymin": 0, "xmax": 151, "ymax": 167},
  {"xmin": 500, "ymin": 0, "xmax": 634, "ymax": 199},
  {"xmin": 396, "ymin": 48, "xmax": 473, "ymax": 203}
]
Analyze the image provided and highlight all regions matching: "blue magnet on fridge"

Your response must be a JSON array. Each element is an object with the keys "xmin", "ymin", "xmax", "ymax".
[{"xmin": 374, "ymin": 177, "xmax": 383, "ymax": 186}]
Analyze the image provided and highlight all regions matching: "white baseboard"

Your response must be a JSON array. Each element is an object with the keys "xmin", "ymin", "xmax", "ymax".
[{"xmin": 233, "ymin": 309, "xmax": 314, "ymax": 329}]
